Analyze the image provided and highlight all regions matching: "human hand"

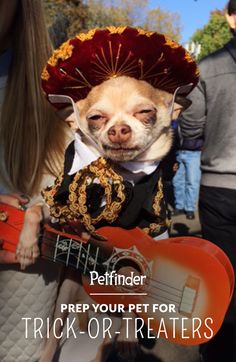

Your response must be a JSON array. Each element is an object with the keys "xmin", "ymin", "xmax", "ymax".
[
  {"xmin": 0, "ymin": 193, "xmax": 29, "ymax": 209},
  {"xmin": 173, "ymin": 162, "xmax": 179, "ymax": 172}
]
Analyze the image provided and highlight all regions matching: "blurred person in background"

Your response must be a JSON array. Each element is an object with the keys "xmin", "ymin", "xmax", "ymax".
[
  {"xmin": 172, "ymin": 132, "xmax": 202, "ymax": 220},
  {"xmin": 180, "ymin": 0, "xmax": 236, "ymax": 361}
]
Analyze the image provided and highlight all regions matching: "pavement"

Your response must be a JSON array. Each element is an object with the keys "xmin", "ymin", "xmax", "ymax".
[
  {"xmin": 164, "ymin": 182, "xmax": 202, "ymax": 238},
  {"xmin": 170, "ymin": 209, "xmax": 202, "ymax": 238}
]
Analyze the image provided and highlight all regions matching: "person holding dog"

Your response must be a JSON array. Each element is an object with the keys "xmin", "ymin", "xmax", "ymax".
[{"xmin": 0, "ymin": 1, "xmax": 69, "ymax": 360}]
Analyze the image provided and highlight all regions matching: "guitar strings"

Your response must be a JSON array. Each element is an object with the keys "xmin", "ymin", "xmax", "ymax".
[
  {"xmin": 41, "ymin": 251, "xmax": 182, "ymax": 308},
  {"xmin": 1, "ymin": 222, "xmax": 184, "ymax": 297},
  {"xmin": 3, "ymin": 235, "xmax": 185, "ymax": 306},
  {"xmin": 3, "ymin": 231, "xmax": 194, "ymax": 308},
  {"xmin": 39, "ymin": 232, "xmax": 182, "ymax": 288},
  {"xmin": 39, "ymin": 232, "xmax": 185, "ymax": 296}
]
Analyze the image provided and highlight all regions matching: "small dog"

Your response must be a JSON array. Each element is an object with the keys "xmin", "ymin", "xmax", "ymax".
[{"xmin": 16, "ymin": 76, "xmax": 184, "ymax": 362}]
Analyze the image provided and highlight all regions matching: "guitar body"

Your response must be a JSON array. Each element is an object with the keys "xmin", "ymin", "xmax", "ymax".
[
  {"xmin": 83, "ymin": 227, "xmax": 234, "ymax": 344},
  {"xmin": 0, "ymin": 202, "xmax": 234, "ymax": 345}
]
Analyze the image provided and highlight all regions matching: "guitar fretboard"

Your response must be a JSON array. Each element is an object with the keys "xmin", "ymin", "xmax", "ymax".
[{"xmin": 40, "ymin": 230, "xmax": 106, "ymax": 276}]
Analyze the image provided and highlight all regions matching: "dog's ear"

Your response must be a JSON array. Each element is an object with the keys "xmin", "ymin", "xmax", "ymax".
[
  {"xmin": 48, "ymin": 94, "xmax": 82, "ymax": 130},
  {"xmin": 171, "ymin": 95, "xmax": 192, "ymax": 119},
  {"xmin": 172, "ymin": 102, "xmax": 184, "ymax": 120},
  {"xmin": 64, "ymin": 112, "xmax": 79, "ymax": 130},
  {"xmin": 170, "ymin": 84, "xmax": 193, "ymax": 120},
  {"xmin": 56, "ymin": 106, "xmax": 79, "ymax": 130},
  {"xmin": 62, "ymin": 99, "xmax": 87, "ymax": 130},
  {"xmin": 75, "ymin": 99, "xmax": 86, "ymax": 112}
]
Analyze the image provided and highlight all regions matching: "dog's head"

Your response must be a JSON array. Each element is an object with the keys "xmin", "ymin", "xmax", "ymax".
[{"xmin": 75, "ymin": 76, "xmax": 183, "ymax": 162}]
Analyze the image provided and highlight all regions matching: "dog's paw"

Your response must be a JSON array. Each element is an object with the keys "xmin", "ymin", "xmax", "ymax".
[{"xmin": 15, "ymin": 204, "xmax": 42, "ymax": 269}]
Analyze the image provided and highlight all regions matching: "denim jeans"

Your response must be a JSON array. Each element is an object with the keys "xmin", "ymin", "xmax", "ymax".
[{"xmin": 172, "ymin": 150, "xmax": 201, "ymax": 212}]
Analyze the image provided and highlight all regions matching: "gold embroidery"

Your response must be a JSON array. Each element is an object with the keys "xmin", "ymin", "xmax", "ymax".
[
  {"xmin": 164, "ymin": 35, "xmax": 181, "ymax": 49},
  {"xmin": 184, "ymin": 52, "xmax": 194, "ymax": 63},
  {"xmin": 142, "ymin": 176, "xmax": 170, "ymax": 236},
  {"xmin": 75, "ymin": 68, "xmax": 93, "ymax": 88},
  {"xmin": 107, "ymin": 26, "xmax": 127, "ymax": 34},
  {"xmin": 91, "ymin": 44, "xmax": 138, "ymax": 81},
  {"xmin": 57, "ymin": 67, "xmax": 93, "ymax": 90},
  {"xmin": 48, "ymin": 42, "xmax": 74, "ymax": 67},
  {"xmin": 42, "ymin": 173, "xmax": 73, "ymax": 223},
  {"xmin": 69, "ymin": 158, "xmax": 126, "ymax": 232},
  {"xmin": 76, "ymin": 28, "xmax": 97, "ymax": 42},
  {"xmin": 137, "ymin": 28, "xmax": 154, "ymax": 37},
  {"xmin": 41, "ymin": 67, "xmax": 50, "ymax": 81},
  {"xmin": 153, "ymin": 75, "xmax": 178, "ymax": 92},
  {"xmin": 43, "ymin": 158, "xmax": 126, "ymax": 233},
  {"xmin": 153, "ymin": 177, "xmax": 163, "ymax": 216},
  {"xmin": 43, "ymin": 161, "xmax": 170, "ymax": 237}
]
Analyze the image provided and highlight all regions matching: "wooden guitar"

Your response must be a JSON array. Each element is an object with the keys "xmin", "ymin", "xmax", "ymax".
[{"xmin": 0, "ymin": 202, "xmax": 234, "ymax": 345}]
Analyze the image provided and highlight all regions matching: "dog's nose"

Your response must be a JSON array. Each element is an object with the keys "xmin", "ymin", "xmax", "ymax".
[{"xmin": 107, "ymin": 124, "xmax": 131, "ymax": 143}]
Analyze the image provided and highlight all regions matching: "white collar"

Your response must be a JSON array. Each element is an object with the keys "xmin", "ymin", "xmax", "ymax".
[{"xmin": 68, "ymin": 133, "xmax": 98, "ymax": 175}]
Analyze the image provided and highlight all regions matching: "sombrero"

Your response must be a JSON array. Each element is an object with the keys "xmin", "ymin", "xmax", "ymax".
[{"xmin": 42, "ymin": 26, "xmax": 199, "ymax": 108}]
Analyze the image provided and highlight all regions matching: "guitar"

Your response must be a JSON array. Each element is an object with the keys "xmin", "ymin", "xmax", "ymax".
[{"xmin": 0, "ymin": 202, "xmax": 234, "ymax": 345}]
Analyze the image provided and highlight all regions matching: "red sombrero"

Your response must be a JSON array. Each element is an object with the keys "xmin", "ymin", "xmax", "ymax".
[{"xmin": 42, "ymin": 26, "xmax": 199, "ymax": 108}]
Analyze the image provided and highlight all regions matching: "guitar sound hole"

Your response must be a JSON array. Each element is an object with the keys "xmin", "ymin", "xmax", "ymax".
[
  {"xmin": 116, "ymin": 258, "xmax": 142, "ymax": 273},
  {"xmin": 116, "ymin": 259, "xmax": 143, "ymax": 290}
]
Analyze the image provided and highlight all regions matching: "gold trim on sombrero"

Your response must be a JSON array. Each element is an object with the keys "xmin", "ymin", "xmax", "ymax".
[
  {"xmin": 58, "ymin": 67, "xmax": 93, "ymax": 90},
  {"xmin": 137, "ymin": 27, "xmax": 155, "ymax": 37},
  {"xmin": 106, "ymin": 26, "xmax": 127, "ymax": 34},
  {"xmin": 76, "ymin": 28, "xmax": 97, "ymax": 42},
  {"xmin": 48, "ymin": 42, "xmax": 74, "ymax": 67},
  {"xmin": 164, "ymin": 35, "xmax": 181, "ymax": 49},
  {"xmin": 184, "ymin": 51, "xmax": 195, "ymax": 64},
  {"xmin": 41, "ymin": 67, "xmax": 50, "ymax": 81},
  {"xmin": 139, "ymin": 52, "xmax": 166, "ymax": 80}
]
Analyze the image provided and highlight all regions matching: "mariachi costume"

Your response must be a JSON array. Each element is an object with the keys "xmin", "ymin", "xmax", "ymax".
[{"xmin": 41, "ymin": 26, "xmax": 199, "ymax": 239}]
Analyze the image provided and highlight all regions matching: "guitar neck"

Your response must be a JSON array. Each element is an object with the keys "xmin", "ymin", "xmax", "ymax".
[{"xmin": 41, "ymin": 225, "xmax": 105, "ymax": 276}]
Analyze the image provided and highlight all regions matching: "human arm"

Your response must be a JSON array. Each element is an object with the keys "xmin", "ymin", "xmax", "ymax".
[{"xmin": 0, "ymin": 193, "xmax": 28, "ymax": 208}]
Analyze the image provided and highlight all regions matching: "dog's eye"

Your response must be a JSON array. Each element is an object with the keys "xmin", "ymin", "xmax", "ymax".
[
  {"xmin": 134, "ymin": 107, "xmax": 157, "ymax": 123},
  {"xmin": 87, "ymin": 114, "xmax": 104, "ymax": 121},
  {"xmin": 138, "ymin": 109, "xmax": 154, "ymax": 114}
]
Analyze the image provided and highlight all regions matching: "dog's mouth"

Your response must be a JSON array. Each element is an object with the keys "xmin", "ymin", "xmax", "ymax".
[
  {"xmin": 103, "ymin": 145, "xmax": 140, "ymax": 152},
  {"xmin": 102, "ymin": 144, "xmax": 141, "ymax": 161}
]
